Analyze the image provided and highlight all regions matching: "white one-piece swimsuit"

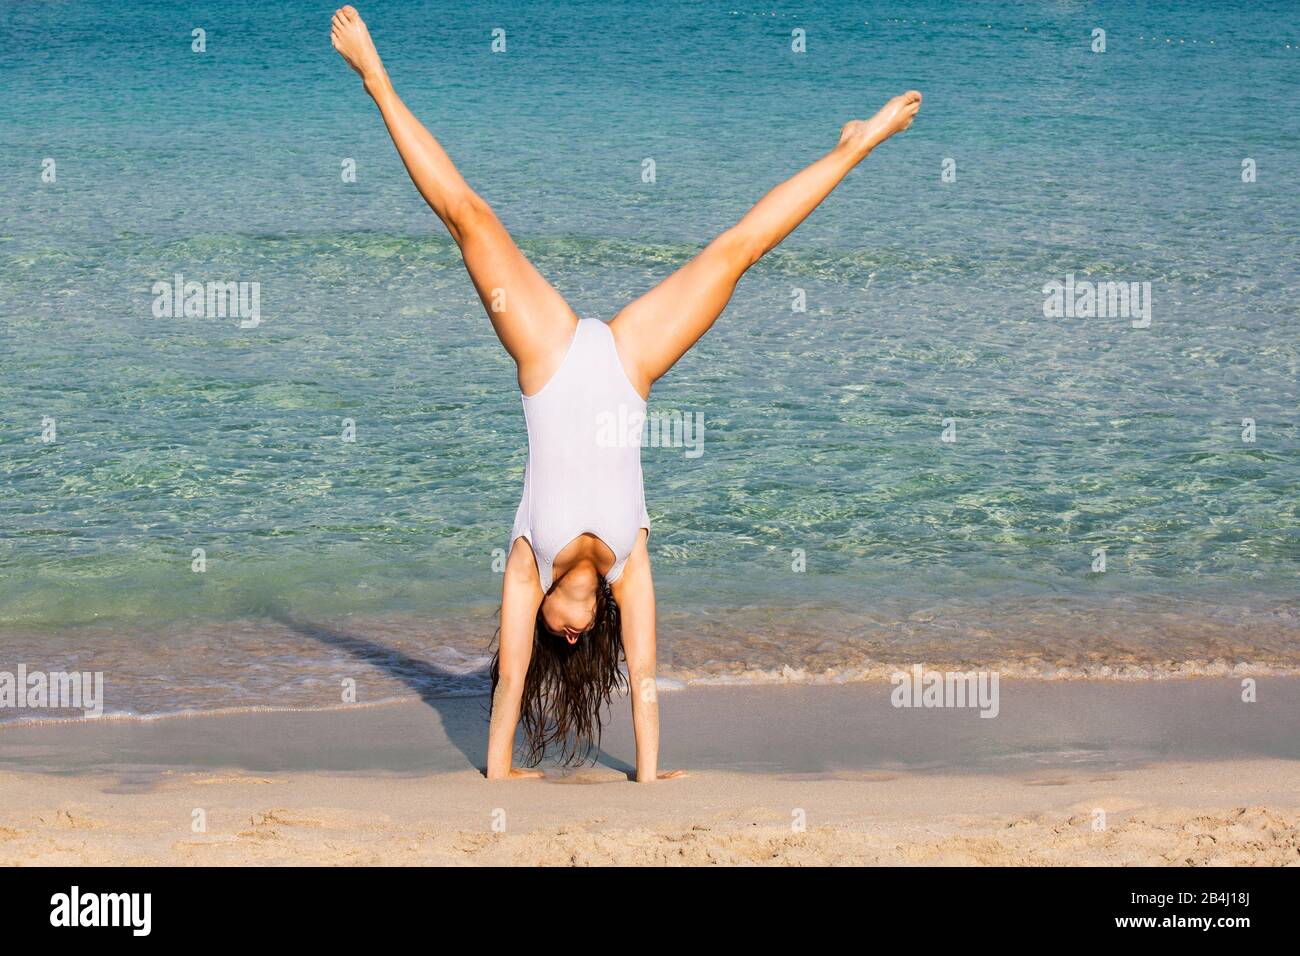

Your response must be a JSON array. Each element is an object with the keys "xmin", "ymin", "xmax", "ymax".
[{"xmin": 510, "ymin": 318, "xmax": 650, "ymax": 591}]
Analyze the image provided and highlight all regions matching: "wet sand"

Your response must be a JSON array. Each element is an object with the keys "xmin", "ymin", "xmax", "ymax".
[{"xmin": 1, "ymin": 680, "xmax": 1297, "ymax": 865}]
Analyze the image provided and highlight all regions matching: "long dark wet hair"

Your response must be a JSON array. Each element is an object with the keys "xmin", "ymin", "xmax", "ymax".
[{"xmin": 489, "ymin": 573, "xmax": 626, "ymax": 766}]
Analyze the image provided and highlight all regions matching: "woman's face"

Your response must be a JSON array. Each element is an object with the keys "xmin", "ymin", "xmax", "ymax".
[{"xmin": 540, "ymin": 566, "xmax": 598, "ymax": 644}]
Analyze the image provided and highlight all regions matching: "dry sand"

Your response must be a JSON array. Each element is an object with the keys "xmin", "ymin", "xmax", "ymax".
[{"xmin": 1, "ymin": 681, "xmax": 1298, "ymax": 865}]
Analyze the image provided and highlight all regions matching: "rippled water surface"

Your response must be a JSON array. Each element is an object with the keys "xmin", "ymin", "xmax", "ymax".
[{"xmin": 1, "ymin": 1, "xmax": 1297, "ymax": 721}]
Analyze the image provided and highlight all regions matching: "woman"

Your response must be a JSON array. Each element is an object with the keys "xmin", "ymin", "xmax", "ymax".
[{"xmin": 330, "ymin": 6, "xmax": 921, "ymax": 781}]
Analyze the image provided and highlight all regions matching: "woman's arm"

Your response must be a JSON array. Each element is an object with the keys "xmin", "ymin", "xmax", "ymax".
[
  {"xmin": 486, "ymin": 540, "xmax": 545, "ymax": 779},
  {"xmin": 611, "ymin": 531, "xmax": 685, "ymax": 782}
]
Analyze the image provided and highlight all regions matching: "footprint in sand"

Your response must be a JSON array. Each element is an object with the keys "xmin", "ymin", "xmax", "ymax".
[
  {"xmin": 37, "ymin": 809, "xmax": 99, "ymax": 829},
  {"xmin": 237, "ymin": 809, "xmax": 328, "ymax": 841}
]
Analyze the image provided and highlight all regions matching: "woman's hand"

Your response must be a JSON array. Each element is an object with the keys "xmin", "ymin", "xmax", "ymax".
[
  {"xmin": 636, "ymin": 769, "xmax": 687, "ymax": 782},
  {"xmin": 484, "ymin": 765, "xmax": 543, "ymax": 780}
]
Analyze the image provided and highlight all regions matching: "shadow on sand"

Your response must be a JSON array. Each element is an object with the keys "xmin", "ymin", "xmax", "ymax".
[{"xmin": 270, "ymin": 610, "xmax": 636, "ymax": 778}]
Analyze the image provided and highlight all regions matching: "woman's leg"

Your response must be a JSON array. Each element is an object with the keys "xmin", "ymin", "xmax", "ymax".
[
  {"xmin": 331, "ymin": 7, "xmax": 576, "ymax": 393},
  {"xmin": 611, "ymin": 91, "xmax": 921, "ymax": 396}
]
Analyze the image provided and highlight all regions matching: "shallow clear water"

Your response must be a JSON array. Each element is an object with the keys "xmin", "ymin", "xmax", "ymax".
[{"xmin": 1, "ymin": 1, "xmax": 1297, "ymax": 721}]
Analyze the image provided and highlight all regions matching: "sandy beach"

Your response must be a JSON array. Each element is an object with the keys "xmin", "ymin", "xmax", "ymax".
[
  {"xmin": 3, "ymin": 0, "xmax": 1296, "ymax": 883},
  {"xmin": 2, "ymin": 680, "xmax": 1298, "ymax": 866}
]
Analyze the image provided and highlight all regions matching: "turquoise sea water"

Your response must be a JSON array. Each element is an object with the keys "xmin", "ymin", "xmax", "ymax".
[{"xmin": 1, "ymin": 1, "xmax": 1297, "ymax": 720}]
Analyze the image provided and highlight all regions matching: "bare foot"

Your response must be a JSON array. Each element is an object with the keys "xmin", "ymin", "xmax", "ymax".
[
  {"xmin": 330, "ymin": 6, "xmax": 387, "ymax": 91},
  {"xmin": 840, "ymin": 90, "xmax": 922, "ymax": 154}
]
